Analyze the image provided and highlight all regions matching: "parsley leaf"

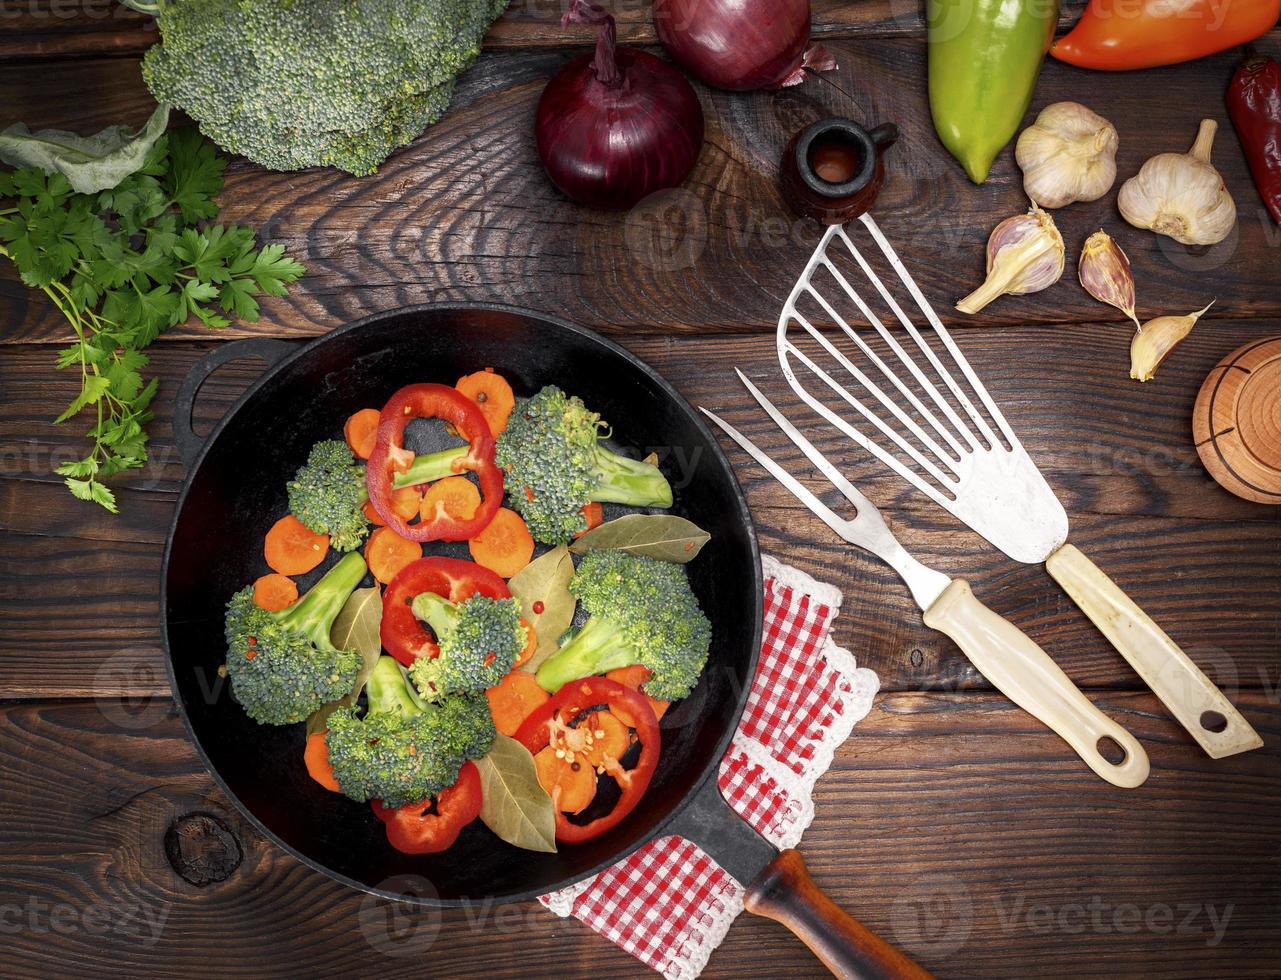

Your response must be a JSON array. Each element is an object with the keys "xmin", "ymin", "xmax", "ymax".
[
  {"xmin": 165, "ymin": 127, "xmax": 225, "ymax": 223},
  {"xmin": 0, "ymin": 124, "xmax": 305, "ymax": 512}
]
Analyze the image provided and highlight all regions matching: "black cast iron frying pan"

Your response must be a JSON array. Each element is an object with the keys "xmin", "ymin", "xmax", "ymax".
[{"xmin": 162, "ymin": 303, "xmax": 929, "ymax": 979}]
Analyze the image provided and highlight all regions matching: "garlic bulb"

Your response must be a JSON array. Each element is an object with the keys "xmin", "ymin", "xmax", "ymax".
[
  {"xmin": 1079, "ymin": 231, "xmax": 1140, "ymax": 329},
  {"xmin": 1118, "ymin": 120, "xmax": 1236, "ymax": 245},
  {"xmin": 1015, "ymin": 102, "xmax": 1119, "ymax": 209},
  {"xmin": 1129, "ymin": 301, "xmax": 1214, "ymax": 382},
  {"xmin": 957, "ymin": 206, "xmax": 1065, "ymax": 314}
]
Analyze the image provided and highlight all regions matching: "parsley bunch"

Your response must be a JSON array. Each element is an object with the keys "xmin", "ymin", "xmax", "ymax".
[{"xmin": 0, "ymin": 127, "xmax": 305, "ymax": 512}]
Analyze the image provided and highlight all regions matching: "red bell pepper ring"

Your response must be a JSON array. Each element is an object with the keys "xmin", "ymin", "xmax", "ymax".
[
  {"xmin": 371, "ymin": 761, "xmax": 483, "ymax": 854},
  {"xmin": 367, "ymin": 383, "xmax": 504, "ymax": 541},
  {"xmin": 381, "ymin": 557, "xmax": 510, "ymax": 666},
  {"xmin": 514, "ymin": 676, "xmax": 660, "ymax": 844}
]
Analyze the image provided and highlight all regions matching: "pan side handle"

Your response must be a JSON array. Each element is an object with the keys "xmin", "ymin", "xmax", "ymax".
[
  {"xmin": 173, "ymin": 339, "xmax": 295, "ymax": 470},
  {"xmin": 1046, "ymin": 543, "xmax": 1263, "ymax": 759},
  {"xmin": 665, "ymin": 777, "xmax": 934, "ymax": 980},
  {"xmin": 744, "ymin": 849, "xmax": 935, "ymax": 980}
]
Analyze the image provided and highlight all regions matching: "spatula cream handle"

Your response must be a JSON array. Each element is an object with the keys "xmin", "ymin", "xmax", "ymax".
[
  {"xmin": 923, "ymin": 579, "xmax": 1150, "ymax": 788},
  {"xmin": 1046, "ymin": 543, "xmax": 1263, "ymax": 759}
]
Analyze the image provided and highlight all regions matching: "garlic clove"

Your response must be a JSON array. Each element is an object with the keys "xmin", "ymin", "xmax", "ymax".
[
  {"xmin": 1079, "ymin": 230, "xmax": 1140, "ymax": 329},
  {"xmin": 957, "ymin": 206, "xmax": 1065, "ymax": 314},
  {"xmin": 1117, "ymin": 119, "xmax": 1236, "ymax": 246},
  {"xmin": 1129, "ymin": 301, "xmax": 1215, "ymax": 382},
  {"xmin": 1015, "ymin": 102, "xmax": 1119, "ymax": 209}
]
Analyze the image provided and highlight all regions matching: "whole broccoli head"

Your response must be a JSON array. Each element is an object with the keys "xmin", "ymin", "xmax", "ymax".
[
  {"xmin": 535, "ymin": 549, "xmax": 711, "ymax": 700},
  {"xmin": 326, "ymin": 655, "xmax": 495, "ymax": 806},
  {"xmin": 287, "ymin": 439, "xmax": 369, "ymax": 552},
  {"xmin": 224, "ymin": 551, "xmax": 367, "ymax": 725},
  {"xmin": 140, "ymin": 0, "xmax": 509, "ymax": 176},
  {"xmin": 496, "ymin": 386, "xmax": 673, "ymax": 545},
  {"xmin": 407, "ymin": 592, "xmax": 526, "ymax": 701}
]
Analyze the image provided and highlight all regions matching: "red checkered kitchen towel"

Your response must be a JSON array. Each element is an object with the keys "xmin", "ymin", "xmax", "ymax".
[{"xmin": 539, "ymin": 555, "xmax": 880, "ymax": 978}]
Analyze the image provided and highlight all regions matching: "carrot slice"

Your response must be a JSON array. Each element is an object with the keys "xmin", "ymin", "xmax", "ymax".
[
  {"xmin": 486, "ymin": 670, "xmax": 550, "ymax": 737},
  {"xmin": 362, "ymin": 497, "xmax": 384, "ymax": 527},
  {"xmin": 574, "ymin": 501, "xmax": 604, "ymax": 539},
  {"xmin": 304, "ymin": 730, "xmax": 342, "ymax": 792},
  {"xmin": 605, "ymin": 665, "xmax": 670, "ymax": 724},
  {"xmin": 365, "ymin": 526, "xmax": 422, "ymax": 585},
  {"xmin": 468, "ymin": 506, "xmax": 535, "ymax": 578},
  {"xmin": 580, "ymin": 710, "xmax": 630, "ymax": 767},
  {"xmin": 253, "ymin": 573, "xmax": 298, "ymax": 612},
  {"xmin": 514, "ymin": 616, "xmax": 537, "ymax": 668},
  {"xmin": 456, "ymin": 368, "xmax": 516, "ymax": 437},
  {"xmin": 534, "ymin": 745, "xmax": 596, "ymax": 814},
  {"xmin": 421, "ymin": 476, "xmax": 481, "ymax": 524},
  {"xmin": 344, "ymin": 408, "xmax": 381, "ymax": 460},
  {"xmin": 264, "ymin": 515, "xmax": 329, "ymax": 576}
]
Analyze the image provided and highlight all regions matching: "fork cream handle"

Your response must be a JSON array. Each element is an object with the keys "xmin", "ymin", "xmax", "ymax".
[
  {"xmin": 922, "ymin": 579, "xmax": 1150, "ymax": 788},
  {"xmin": 1046, "ymin": 543, "xmax": 1263, "ymax": 759}
]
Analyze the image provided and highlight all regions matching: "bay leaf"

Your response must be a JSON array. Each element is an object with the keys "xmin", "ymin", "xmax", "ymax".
[
  {"xmin": 307, "ymin": 586, "xmax": 383, "ymax": 735},
  {"xmin": 569, "ymin": 513, "xmax": 710, "ymax": 563},
  {"xmin": 508, "ymin": 544, "xmax": 575, "ymax": 673},
  {"xmin": 475, "ymin": 733, "xmax": 557, "ymax": 853}
]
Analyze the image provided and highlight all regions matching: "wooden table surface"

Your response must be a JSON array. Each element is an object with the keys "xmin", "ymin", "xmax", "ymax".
[{"xmin": 3, "ymin": 4, "xmax": 1279, "ymax": 978}]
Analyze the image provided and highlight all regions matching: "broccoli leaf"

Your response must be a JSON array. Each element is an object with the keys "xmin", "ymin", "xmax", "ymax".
[{"xmin": 0, "ymin": 103, "xmax": 170, "ymax": 194}]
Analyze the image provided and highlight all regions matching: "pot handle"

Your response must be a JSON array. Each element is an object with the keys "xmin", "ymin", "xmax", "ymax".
[
  {"xmin": 174, "ymin": 338, "xmax": 294, "ymax": 470},
  {"xmin": 665, "ymin": 777, "xmax": 934, "ymax": 980}
]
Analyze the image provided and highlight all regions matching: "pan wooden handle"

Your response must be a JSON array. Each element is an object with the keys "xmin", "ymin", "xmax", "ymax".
[
  {"xmin": 1046, "ymin": 543, "xmax": 1263, "ymax": 759},
  {"xmin": 744, "ymin": 849, "xmax": 935, "ymax": 980},
  {"xmin": 922, "ymin": 578, "xmax": 1150, "ymax": 788}
]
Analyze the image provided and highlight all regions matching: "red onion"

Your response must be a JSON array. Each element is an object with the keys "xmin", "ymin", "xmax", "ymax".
[
  {"xmin": 535, "ymin": 0, "xmax": 705, "ymax": 211},
  {"xmin": 653, "ymin": 0, "xmax": 835, "ymax": 91}
]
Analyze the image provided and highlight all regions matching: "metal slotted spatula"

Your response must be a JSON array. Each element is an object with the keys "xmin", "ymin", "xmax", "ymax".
[
  {"xmin": 702, "ymin": 375, "xmax": 1150, "ymax": 788},
  {"xmin": 777, "ymin": 213, "xmax": 1262, "ymax": 759}
]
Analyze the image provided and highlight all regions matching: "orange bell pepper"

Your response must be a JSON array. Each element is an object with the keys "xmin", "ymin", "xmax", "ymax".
[{"xmin": 1052, "ymin": 0, "xmax": 1281, "ymax": 72}]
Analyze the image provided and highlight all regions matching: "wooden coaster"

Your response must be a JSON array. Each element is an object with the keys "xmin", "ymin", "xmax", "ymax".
[{"xmin": 1193, "ymin": 336, "xmax": 1281, "ymax": 504}]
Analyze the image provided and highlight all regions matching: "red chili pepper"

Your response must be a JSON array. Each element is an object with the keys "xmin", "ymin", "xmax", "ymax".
[
  {"xmin": 367, "ymin": 383, "xmax": 503, "ymax": 541},
  {"xmin": 514, "ymin": 676, "xmax": 660, "ymax": 843},
  {"xmin": 381, "ymin": 557, "xmax": 510, "ymax": 666},
  {"xmin": 1228, "ymin": 48, "xmax": 1281, "ymax": 227},
  {"xmin": 371, "ymin": 761, "xmax": 483, "ymax": 854},
  {"xmin": 1052, "ymin": 0, "xmax": 1281, "ymax": 71}
]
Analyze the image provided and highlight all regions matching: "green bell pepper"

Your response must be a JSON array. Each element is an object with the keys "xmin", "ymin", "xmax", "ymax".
[{"xmin": 927, "ymin": 0, "xmax": 1060, "ymax": 184}]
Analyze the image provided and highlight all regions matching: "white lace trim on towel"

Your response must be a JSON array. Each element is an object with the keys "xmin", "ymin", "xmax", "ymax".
[{"xmin": 761, "ymin": 553, "xmax": 843, "ymax": 612}]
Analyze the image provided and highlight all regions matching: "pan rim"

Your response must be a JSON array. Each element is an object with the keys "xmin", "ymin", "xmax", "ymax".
[{"xmin": 160, "ymin": 301, "xmax": 764, "ymax": 907}]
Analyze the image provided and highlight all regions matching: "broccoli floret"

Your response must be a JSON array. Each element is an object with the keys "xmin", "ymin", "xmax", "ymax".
[
  {"xmin": 407, "ymin": 592, "xmax": 526, "ymax": 701},
  {"xmin": 326, "ymin": 655, "xmax": 495, "ymax": 806},
  {"xmin": 139, "ymin": 0, "xmax": 509, "ymax": 176},
  {"xmin": 224, "ymin": 551, "xmax": 367, "ymax": 725},
  {"xmin": 495, "ymin": 386, "xmax": 673, "ymax": 544},
  {"xmin": 287, "ymin": 439, "xmax": 370, "ymax": 552},
  {"xmin": 535, "ymin": 549, "xmax": 711, "ymax": 700}
]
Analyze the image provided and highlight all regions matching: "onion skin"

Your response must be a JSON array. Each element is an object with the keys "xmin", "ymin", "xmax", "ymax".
[
  {"xmin": 653, "ymin": 0, "xmax": 820, "ymax": 91},
  {"xmin": 537, "ymin": 6, "xmax": 704, "ymax": 210}
]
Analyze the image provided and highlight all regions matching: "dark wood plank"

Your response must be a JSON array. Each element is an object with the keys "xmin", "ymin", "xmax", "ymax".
[
  {"xmin": 0, "ymin": 693, "xmax": 1274, "ymax": 978},
  {"xmin": 5, "ymin": 40, "xmax": 1281, "ymax": 342},
  {"xmin": 2, "ymin": 324, "xmax": 1279, "ymax": 698},
  {"xmin": 0, "ymin": 0, "xmax": 1094, "ymax": 62}
]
